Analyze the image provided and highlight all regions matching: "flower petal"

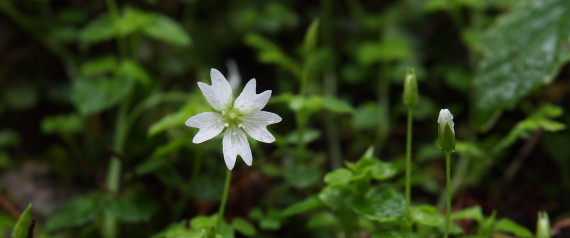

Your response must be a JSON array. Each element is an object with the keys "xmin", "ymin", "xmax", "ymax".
[
  {"xmin": 185, "ymin": 112, "xmax": 224, "ymax": 143},
  {"xmin": 242, "ymin": 111, "xmax": 282, "ymax": 143},
  {"xmin": 222, "ymin": 127, "xmax": 252, "ymax": 170},
  {"xmin": 197, "ymin": 68, "xmax": 233, "ymax": 111},
  {"xmin": 234, "ymin": 79, "xmax": 271, "ymax": 113}
]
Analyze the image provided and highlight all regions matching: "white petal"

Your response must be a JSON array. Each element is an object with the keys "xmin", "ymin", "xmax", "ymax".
[
  {"xmin": 226, "ymin": 59, "xmax": 241, "ymax": 92},
  {"xmin": 234, "ymin": 79, "xmax": 271, "ymax": 113},
  {"xmin": 185, "ymin": 112, "xmax": 224, "ymax": 143},
  {"xmin": 437, "ymin": 109, "xmax": 454, "ymax": 134},
  {"xmin": 197, "ymin": 68, "xmax": 233, "ymax": 111},
  {"xmin": 242, "ymin": 111, "xmax": 281, "ymax": 143},
  {"xmin": 222, "ymin": 127, "xmax": 252, "ymax": 170}
]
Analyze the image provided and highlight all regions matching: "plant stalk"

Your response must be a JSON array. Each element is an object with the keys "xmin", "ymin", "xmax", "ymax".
[
  {"xmin": 217, "ymin": 169, "xmax": 232, "ymax": 229},
  {"xmin": 405, "ymin": 108, "xmax": 413, "ymax": 211},
  {"xmin": 445, "ymin": 151, "xmax": 452, "ymax": 238}
]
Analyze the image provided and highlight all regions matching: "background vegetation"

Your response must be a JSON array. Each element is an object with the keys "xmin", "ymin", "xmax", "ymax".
[{"xmin": 0, "ymin": 0, "xmax": 569, "ymax": 237}]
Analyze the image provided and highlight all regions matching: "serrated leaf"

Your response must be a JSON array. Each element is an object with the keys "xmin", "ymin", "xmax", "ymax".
[
  {"xmin": 474, "ymin": 0, "xmax": 570, "ymax": 130},
  {"xmin": 12, "ymin": 204, "xmax": 32, "ymax": 238},
  {"xmin": 144, "ymin": 14, "xmax": 191, "ymax": 46}
]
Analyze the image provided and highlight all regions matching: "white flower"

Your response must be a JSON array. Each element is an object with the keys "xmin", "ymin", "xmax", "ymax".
[
  {"xmin": 185, "ymin": 68, "xmax": 282, "ymax": 170},
  {"xmin": 437, "ymin": 109, "xmax": 454, "ymax": 135}
]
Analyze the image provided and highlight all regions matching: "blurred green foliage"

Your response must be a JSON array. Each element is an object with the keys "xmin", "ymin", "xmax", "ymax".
[{"xmin": 0, "ymin": 0, "xmax": 569, "ymax": 237}]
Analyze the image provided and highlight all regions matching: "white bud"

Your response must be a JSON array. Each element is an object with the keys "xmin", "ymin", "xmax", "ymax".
[{"xmin": 438, "ymin": 109, "xmax": 454, "ymax": 135}]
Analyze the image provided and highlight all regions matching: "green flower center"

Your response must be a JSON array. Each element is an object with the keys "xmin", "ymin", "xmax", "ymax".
[{"xmin": 222, "ymin": 107, "xmax": 243, "ymax": 128}]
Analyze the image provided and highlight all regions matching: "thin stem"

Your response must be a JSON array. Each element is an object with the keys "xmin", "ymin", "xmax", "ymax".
[
  {"xmin": 405, "ymin": 108, "xmax": 413, "ymax": 211},
  {"xmin": 445, "ymin": 151, "xmax": 452, "ymax": 238},
  {"xmin": 217, "ymin": 169, "xmax": 232, "ymax": 229}
]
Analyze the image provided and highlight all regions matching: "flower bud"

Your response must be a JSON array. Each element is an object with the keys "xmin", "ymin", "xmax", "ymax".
[
  {"xmin": 437, "ymin": 109, "xmax": 455, "ymax": 152},
  {"xmin": 403, "ymin": 67, "xmax": 418, "ymax": 107},
  {"xmin": 536, "ymin": 211, "xmax": 551, "ymax": 238}
]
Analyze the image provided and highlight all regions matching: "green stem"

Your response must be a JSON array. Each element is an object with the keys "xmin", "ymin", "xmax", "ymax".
[
  {"xmin": 405, "ymin": 108, "xmax": 413, "ymax": 211},
  {"xmin": 445, "ymin": 151, "xmax": 452, "ymax": 238},
  {"xmin": 217, "ymin": 169, "xmax": 232, "ymax": 229}
]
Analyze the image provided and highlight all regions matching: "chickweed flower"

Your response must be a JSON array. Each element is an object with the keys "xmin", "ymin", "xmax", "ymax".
[
  {"xmin": 437, "ymin": 109, "xmax": 455, "ymax": 152},
  {"xmin": 186, "ymin": 68, "xmax": 282, "ymax": 170}
]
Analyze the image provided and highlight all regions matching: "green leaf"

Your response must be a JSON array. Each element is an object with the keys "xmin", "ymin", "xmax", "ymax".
[
  {"xmin": 306, "ymin": 211, "xmax": 339, "ymax": 229},
  {"xmin": 410, "ymin": 205, "xmax": 444, "ymax": 227},
  {"xmin": 370, "ymin": 160, "xmax": 398, "ymax": 181},
  {"xmin": 495, "ymin": 218, "xmax": 533, "ymax": 238},
  {"xmin": 321, "ymin": 96, "xmax": 355, "ymax": 114},
  {"xmin": 79, "ymin": 14, "xmax": 116, "ymax": 44},
  {"xmin": 41, "ymin": 114, "xmax": 83, "ymax": 135},
  {"xmin": 117, "ymin": 60, "xmax": 152, "ymax": 84},
  {"xmin": 244, "ymin": 34, "xmax": 301, "ymax": 76},
  {"xmin": 12, "ymin": 204, "xmax": 32, "ymax": 238},
  {"xmin": 281, "ymin": 195, "xmax": 324, "ymax": 217},
  {"xmin": 104, "ymin": 194, "xmax": 159, "ymax": 223},
  {"xmin": 71, "ymin": 75, "xmax": 134, "ymax": 115},
  {"xmin": 80, "ymin": 56, "xmax": 117, "ymax": 75},
  {"xmin": 474, "ymin": 0, "xmax": 570, "ymax": 130},
  {"xmin": 372, "ymin": 231, "xmax": 417, "ymax": 238},
  {"xmin": 144, "ymin": 14, "xmax": 191, "ymax": 46},
  {"xmin": 302, "ymin": 19, "xmax": 320, "ymax": 54},
  {"xmin": 283, "ymin": 165, "xmax": 321, "ymax": 189},
  {"xmin": 493, "ymin": 104, "xmax": 566, "ymax": 154},
  {"xmin": 46, "ymin": 194, "xmax": 101, "ymax": 230},
  {"xmin": 0, "ymin": 129, "xmax": 20, "ymax": 148},
  {"xmin": 451, "ymin": 206, "xmax": 483, "ymax": 223},
  {"xmin": 231, "ymin": 218, "xmax": 256, "ymax": 237},
  {"xmin": 350, "ymin": 186, "xmax": 405, "ymax": 221},
  {"xmin": 319, "ymin": 184, "xmax": 351, "ymax": 211},
  {"xmin": 324, "ymin": 168, "xmax": 353, "ymax": 185}
]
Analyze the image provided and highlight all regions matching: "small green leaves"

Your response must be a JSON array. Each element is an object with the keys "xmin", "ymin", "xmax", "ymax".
[
  {"xmin": 403, "ymin": 67, "xmax": 419, "ymax": 107},
  {"xmin": 535, "ymin": 211, "xmax": 551, "ymax": 238},
  {"xmin": 350, "ymin": 186, "xmax": 405, "ymax": 222},
  {"xmin": 12, "ymin": 204, "xmax": 32, "ymax": 238},
  {"xmin": 79, "ymin": 8, "xmax": 190, "ymax": 46}
]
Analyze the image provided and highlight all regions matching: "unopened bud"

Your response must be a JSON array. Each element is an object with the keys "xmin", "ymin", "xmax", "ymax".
[
  {"xmin": 437, "ymin": 109, "xmax": 455, "ymax": 152},
  {"xmin": 403, "ymin": 68, "xmax": 418, "ymax": 107},
  {"xmin": 536, "ymin": 211, "xmax": 551, "ymax": 238}
]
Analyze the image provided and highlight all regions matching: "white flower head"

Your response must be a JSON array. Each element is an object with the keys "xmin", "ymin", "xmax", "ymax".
[
  {"xmin": 185, "ymin": 68, "xmax": 282, "ymax": 170},
  {"xmin": 437, "ymin": 109, "xmax": 454, "ymax": 135}
]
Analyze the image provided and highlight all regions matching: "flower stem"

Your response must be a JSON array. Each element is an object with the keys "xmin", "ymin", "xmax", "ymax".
[
  {"xmin": 405, "ymin": 107, "xmax": 413, "ymax": 212},
  {"xmin": 217, "ymin": 169, "xmax": 232, "ymax": 229},
  {"xmin": 445, "ymin": 151, "xmax": 452, "ymax": 238}
]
